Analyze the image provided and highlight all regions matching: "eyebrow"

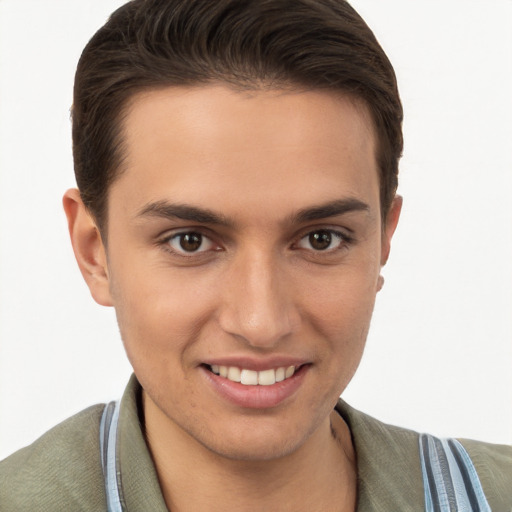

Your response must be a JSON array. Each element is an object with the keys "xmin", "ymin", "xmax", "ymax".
[
  {"xmin": 293, "ymin": 198, "xmax": 370, "ymax": 223},
  {"xmin": 136, "ymin": 197, "xmax": 370, "ymax": 227},
  {"xmin": 136, "ymin": 200, "xmax": 233, "ymax": 227}
]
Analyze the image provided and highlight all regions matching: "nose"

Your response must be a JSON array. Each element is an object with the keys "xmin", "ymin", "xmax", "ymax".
[{"xmin": 218, "ymin": 250, "xmax": 298, "ymax": 348}]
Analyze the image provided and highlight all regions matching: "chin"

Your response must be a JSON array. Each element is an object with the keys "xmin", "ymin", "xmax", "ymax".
[
  {"xmin": 190, "ymin": 411, "xmax": 321, "ymax": 463},
  {"xmin": 201, "ymin": 429, "xmax": 306, "ymax": 462}
]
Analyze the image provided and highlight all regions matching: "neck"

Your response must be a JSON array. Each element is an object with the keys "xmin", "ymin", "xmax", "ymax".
[{"xmin": 143, "ymin": 393, "xmax": 357, "ymax": 512}]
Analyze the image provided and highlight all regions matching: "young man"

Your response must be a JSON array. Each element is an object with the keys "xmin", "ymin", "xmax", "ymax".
[{"xmin": 1, "ymin": 1, "xmax": 510, "ymax": 510}]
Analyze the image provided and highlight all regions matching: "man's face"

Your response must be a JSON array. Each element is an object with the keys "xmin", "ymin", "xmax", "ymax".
[{"xmin": 101, "ymin": 85, "xmax": 398, "ymax": 460}]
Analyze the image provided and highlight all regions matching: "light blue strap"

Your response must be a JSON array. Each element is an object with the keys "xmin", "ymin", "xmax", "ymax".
[
  {"xmin": 100, "ymin": 401, "xmax": 123, "ymax": 512},
  {"xmin": 447, "ymin": 439, "xmax": 492, "ymax": 511},
  {"xmin": 419, "ymin": 433, "xmax": 491, "ymax": 512}
]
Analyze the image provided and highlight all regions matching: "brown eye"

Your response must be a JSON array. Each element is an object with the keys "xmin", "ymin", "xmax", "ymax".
[
  {"xmin": 179, "ymin": 232, "xmax": 203, "ymax": 252},
  {"xmin": 167, "ymin": 231, "xmax": 216, "ymax": 254},
  {"xmin": 309, "ymin": 230, "xmax": 332, "ymax": 250},
  {"xmin": 296, "ymin": 229, "xmax": 348, "ymax": 252}
]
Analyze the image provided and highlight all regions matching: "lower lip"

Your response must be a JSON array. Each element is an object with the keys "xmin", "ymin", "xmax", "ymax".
[{"xmin": 201, "ymin": 365, "xmax": 309, "ymax": 409}]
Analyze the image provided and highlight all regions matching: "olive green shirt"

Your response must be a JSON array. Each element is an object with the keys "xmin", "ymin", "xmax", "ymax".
[{"xmin": 1, "ymin": 375, "xmax": 511, "ymax": 511}]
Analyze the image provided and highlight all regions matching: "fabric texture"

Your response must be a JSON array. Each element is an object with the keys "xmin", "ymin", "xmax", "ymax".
[
  {"xmin": 419, "ymin": 434, "xmax": 491, "ymax": 512},
  {"xmin": 1, "ymin": 375, "xmax": 511, "ymax": 511}
]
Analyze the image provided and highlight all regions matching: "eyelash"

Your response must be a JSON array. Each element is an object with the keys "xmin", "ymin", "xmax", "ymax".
[
  {"xmin": 294, "ymin": 229, "xmax": 353, "ymax": 253},
  {"xmin": 158, "ymin": 227, "xmax": 353, "ymax": 258},
  {"xmin": 160, "ymin": 231, "xmax": 220, "ymax": 258}
]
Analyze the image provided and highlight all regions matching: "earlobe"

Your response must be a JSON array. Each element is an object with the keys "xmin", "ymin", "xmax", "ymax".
[
  {"xmin": 62, "ymin": 188, "xmax": 113, "ymax": 307},
  {"xmin": 380, "ymin": 195, "xmax": 402, "ymax": 267}
]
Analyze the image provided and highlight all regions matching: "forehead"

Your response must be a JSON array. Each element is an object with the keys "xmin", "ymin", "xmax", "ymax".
[{"xmin": 112, "ymin": 85, "xmax": 379, "ymax": 223}]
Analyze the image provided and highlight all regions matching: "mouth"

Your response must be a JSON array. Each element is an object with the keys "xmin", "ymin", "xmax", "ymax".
[
  {"xmin": 206, "ymin": 364, "xmax": 298, "ymax": 386},
  {"xmin": 199, "ymin": 354, "xmax": 311, "ymax": 409},
  {"xmin": 201, "ymin": 362, "xmax": 309, "ymax": 409}
]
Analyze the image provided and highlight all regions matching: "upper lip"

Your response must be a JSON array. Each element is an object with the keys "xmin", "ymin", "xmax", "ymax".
[{"xmin": 201, "ymin": 356, "xmax": 310, "ymax": 371}]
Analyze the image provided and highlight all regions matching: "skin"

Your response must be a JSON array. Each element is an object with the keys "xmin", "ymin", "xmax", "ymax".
[{"xmin": 64, "ymin": 85, "xmax": 401, "ymax": 512}]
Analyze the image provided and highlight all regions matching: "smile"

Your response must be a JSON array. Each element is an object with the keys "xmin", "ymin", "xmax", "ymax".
[
  {"xmin": 203, "ymin": 362, "xmax": 309, "ymax": 408},
  {"xmin": 209, "ymin": 365, "xmax": 296, "ymax": 386}
]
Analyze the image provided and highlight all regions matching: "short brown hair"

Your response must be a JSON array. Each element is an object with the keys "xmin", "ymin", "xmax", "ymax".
[{"xmin": 72, "ymin": 0, "xmax": 403, "ymax": 231}]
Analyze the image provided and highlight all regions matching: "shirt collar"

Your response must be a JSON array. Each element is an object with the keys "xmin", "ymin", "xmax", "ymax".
[{"xmin": 335, "ymin": 399, "xmax": 424, "ymax": 510}]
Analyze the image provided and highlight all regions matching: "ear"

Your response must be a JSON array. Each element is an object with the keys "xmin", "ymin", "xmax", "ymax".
[
  {"xmin": 63, "ymin": 188, "xmax": 113, "ymax": 307},
  {"xmin": 380, "ymin": 195, "xmax": 402, "ymax": 266}
]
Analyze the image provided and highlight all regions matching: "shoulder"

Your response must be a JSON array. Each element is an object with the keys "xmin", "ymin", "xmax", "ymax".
[
  {"xmin": 460, "ymin": 435, "xmax": 512, "ymax": 469},
  {"xmin": 0, "ymin": 403, "xmax": 107, "ymax": 511},
  {"xmin": 336, "ymin": 400, "xmax": 512, "ymax": 510},
  {"xmin": 458, "ymin": 437, "xmax": 512, "ymax": 509}
]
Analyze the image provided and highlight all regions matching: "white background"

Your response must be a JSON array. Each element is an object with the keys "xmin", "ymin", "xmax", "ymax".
[{"xmin": 0, "ymin": 0, "xmax": 511, "ymax": 460}]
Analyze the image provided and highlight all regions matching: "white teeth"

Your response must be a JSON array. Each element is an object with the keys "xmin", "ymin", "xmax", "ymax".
[
  {"xmin": 210, "ymin": 365, "xmax": 297, "ymax": 386},
  {"xmin": 258, "ymin": 369, "xmax": 276, "ymax": 386},
  {"xmin": 240, "ymin": 369, "xmax": 259, "ymax": 385},
  {"xmin": 227, "ymin": 366, "xmax": 241, "ymax": 382}
]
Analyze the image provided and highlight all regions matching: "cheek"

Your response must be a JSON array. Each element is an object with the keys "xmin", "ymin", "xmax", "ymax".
[
  {"xmin": 301, "ymin": 264, "xmax": 378, "ymax": 375},
  {"xmin": 314, "ymin": 294, "xmax": 375, "ymax": 372},
  {"xmin": 302, "ymin": 261, "xmax": 379, "ymax": 331},
  {"xmin": 109, "ymin": 262, "xmax": 219, "ymax": 363}
]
